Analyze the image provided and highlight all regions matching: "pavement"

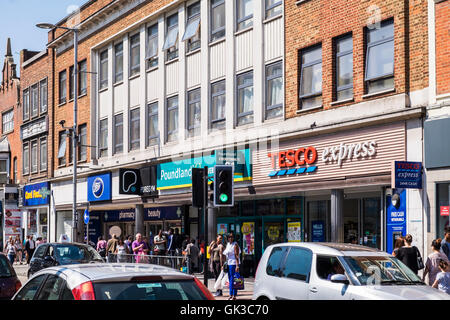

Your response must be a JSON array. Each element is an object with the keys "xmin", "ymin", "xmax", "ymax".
[{"xmin": 11, "ymin": 262, "xmax": 254, "ymax": 300}]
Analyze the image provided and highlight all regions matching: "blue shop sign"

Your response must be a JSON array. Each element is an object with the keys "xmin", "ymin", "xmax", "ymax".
[
  {"xmin": 393, "ymin": 161, "xmax": 422, "ymax": 189},
  {"xmin": 311, "ymin": 221, "xmax": 325, "ymax": 242},
  {"xmin": 145, "ymin": 206, "xmax": 183, "ymax": 221},
  {"xmin": 102, "ymin": 209, "xmax": 135, "ymax": 222},
  {"xmin": 84, "ymin": 211, "xmax": 102, "ymax": 242},
  {"xmin": 23, "ymin": 182, "xmax": 51, "ymax": 206},
  {"xmin": 87, "ymin": 173, "xmax": 112, "ymax": 202}
]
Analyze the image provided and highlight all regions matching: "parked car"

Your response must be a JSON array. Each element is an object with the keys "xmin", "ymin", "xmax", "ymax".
[
  {"xmin": 28, "ymin": 242, "xmax": 104, "ymax": 278},
  {"xmin": 0, "ymin": 253, "xmax": 21, "ymax": 299},
  {"xmin": 253, "ymin": 243, "xmax": 450, "ymax": 300},
  {"xmin": 14, "ymin": 263, "xmax": 214, "ymax": 300}
]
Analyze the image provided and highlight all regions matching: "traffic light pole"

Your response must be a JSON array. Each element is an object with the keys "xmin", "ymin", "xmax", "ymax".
[{"xmin": 203, "ymin": 166, "xmax": 208, "ymax": 287}]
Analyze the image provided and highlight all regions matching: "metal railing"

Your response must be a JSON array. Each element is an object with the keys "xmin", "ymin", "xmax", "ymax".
[{"xmin": 106, "ymin": 253, "xmax": 200, "ymax": 274}]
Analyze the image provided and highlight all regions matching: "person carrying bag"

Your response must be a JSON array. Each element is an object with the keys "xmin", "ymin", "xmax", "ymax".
[{"xmin": 223, "ymin": 233, "xmax": 242, "ymax": 300}]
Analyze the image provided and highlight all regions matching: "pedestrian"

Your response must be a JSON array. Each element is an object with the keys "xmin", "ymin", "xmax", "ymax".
[
  {"xmin": 36, "ymin": 237, "xmax": 43, "ymax": 246},
  {"xmin": 209, "ymin": 234, "xmax": 225, "ymax": 296},
  {"xmin": 422, "ymin": 239, "xmax": 449, "ymax": 286},
  {"xmin": 182, "ymin": 235, "xmax": 190, "ymax": 251},
  {"xmin": 115, "ymin": 237, "xmax": 130, "ymax": 263},
  {"xmin": 432, "ymin": 259, "xmax": 450, "ymax": 294},
  {"xmin": 154, "ymin": 229, "xmax": 167, "ymax": 258},
  {"xmin": 392, "ymin": 236, "xmax": 405, "ymax": 257},
  {"xmin": 441, "ymin": 227, "xmax": 450, "ymax": 260},
  {"xmin": 173, "ymin": 229, "xmax": 183, "ymax": 255},
  {"xmin": 106, "ymin": 234, "xmax": 119, "ymax": 263},
  {"xmin": 14, "ymin": 236, "xmax": 23, "ymax": 265},
  {"xmin": 166, "ymin": 228, "xmax": 179, "ymax": 268},
  {"xmin": 96, "ymin": 236, "xmax": 107, "ymax": 258},
  {"xmin": 25, "ymin": 235, "xmax": 36, "ymax": 265},
  {"xmin": 185, "ymin": 239, "xmax": 200, "ymax": 274},
  {"xmin": 395, "ymin": 234, "xmax": 422, "ymax": 275},
  {"xmin": 223, "ymin": 233, "xmax": 241, "ymax": 300},
  {"xmin": 124, "ymin": 236, "xmax": 133, "ymax": 255},
  {"xmin": 132, "ymin": 233, "xmax": 149, "ymax": 263},
  {"xmin": 5, "ymin": 238, "xmax": 16, "ymax": 265}
]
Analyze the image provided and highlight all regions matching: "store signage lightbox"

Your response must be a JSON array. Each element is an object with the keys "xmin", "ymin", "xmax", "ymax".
[
  {"xmin": 23, "ymin": 182, "xmax": 51, "ymax": 206},
  {"xmin": 392, "ymin": 161, "xmax": 423, "ymax": 189},
  {"xmin": 119, "ymin": 168, "xmax": 141, "ymax": 195},
  {"xmin": 87, "ymin": 173, "xmax": 112, "ymax": 202}
]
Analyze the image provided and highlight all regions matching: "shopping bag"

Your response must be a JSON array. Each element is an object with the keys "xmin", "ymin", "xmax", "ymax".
[
  {"xmin": 232, "ymin": 272, "xmax": 245, "ymax": 290},
  {"xmin": 214, "ymin": 270, "xmax": 225, "ymax": 291},
  {"xmin": 221, "ymin": 272, "xmax": 229, "ymax": 288}
]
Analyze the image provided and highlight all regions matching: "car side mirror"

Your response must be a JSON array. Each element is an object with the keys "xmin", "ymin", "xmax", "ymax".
[{"xmin": 330, "ymin": 274, "xmax": 349, "ymax": 285}]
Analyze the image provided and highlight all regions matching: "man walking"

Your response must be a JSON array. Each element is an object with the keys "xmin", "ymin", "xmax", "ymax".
[
  {"xmin": 106, "ymin": 234, "xmax": 119, "ymax": 263},
  {"xmin": 25, "ymin": 235, "xmax": 36, "ymax": 264}
]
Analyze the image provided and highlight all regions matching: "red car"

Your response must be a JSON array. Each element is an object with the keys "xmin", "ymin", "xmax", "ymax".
[{"xmin": 0, "ymin": 253, "xmax": 21, "ymax": 300}]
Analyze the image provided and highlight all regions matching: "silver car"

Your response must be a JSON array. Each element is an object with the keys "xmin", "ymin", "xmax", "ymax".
[
  {"xmin": 13, "ymin": 263, "xmax": 214, "ymax": 300},
  {"xmin": 253, "ymin": 243, "xmax": 450, "ymax": 300}
]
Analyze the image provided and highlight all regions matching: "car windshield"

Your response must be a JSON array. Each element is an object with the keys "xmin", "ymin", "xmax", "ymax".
[
  {"xmin": 55, "ymin": 245, "xmax": 103, "ymax": 262},
  {"xmin": 343, "ymin": 256, "xmax": 423, "ymax": 285},
  {"xmin": 0, "ymin": 256, "xmax": 13, "ymax": 277},
  {"xmin": 93, "ymin": 280, "xmax": 207, "ymax": 300}
]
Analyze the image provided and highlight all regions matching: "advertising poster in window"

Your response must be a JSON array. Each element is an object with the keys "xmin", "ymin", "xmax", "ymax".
[
  {"xmin": 241, "ymin": 222, "xmax": 254, "ymax": 255},
  {"xmin": 3, "ymin": 208, "xmax": 22, "ymax": 247},
  {"xmin": 217, "ymin": 223, "xmax": 228, "ymax": 235},
  {"xmin": 287, "ymin": 221, "xmax": 301, "ymax": 242},
  {"xmin": 312, "ymin": 220, "xmax": 325, "ymax": 242}
]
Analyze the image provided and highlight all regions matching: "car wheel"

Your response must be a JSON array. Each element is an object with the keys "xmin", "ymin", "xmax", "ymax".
[{"xmin": 257, "ymin": 296, "xmax": 270, "ymax": 301}]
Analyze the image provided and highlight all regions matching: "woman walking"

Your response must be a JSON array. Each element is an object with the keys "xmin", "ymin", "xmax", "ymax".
[
  {"xmin": 223, "ymin": 233, "xmax": 241, "ymax": 300},
  {"xmin": 395, "ymin": 234, "xmax": 422, "ymax": 275},
  {"xmin": 115, "ymin": 237, "xmax": 130, "ymax": 263},
  {"xmin": 392, "ymin": 236, "xmax": 404, "ymax": 257},
  {"xmin": 96, "ymin": 236, "xmax": 107, "ymax": 258},
  {"xmin": 14, "ymin": 236, "xmax": 23, "ymax": 264},
  {"xmin": 432, "ymin": 260, "xmax": 450, "ymax": 294},
  {"xmin": 5, "ymin": 238, "xmax": 16, "ymax": 265},
  {"xmin": 208, "ymin": 234, "xmax": 225, "ymax": 296},
  {"xmin": 422, "ymin": 239, "xmax": 449, "ymax": 286}
]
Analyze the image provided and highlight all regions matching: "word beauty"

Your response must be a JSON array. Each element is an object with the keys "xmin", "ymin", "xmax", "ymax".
[{"xmin": 322, "ymin": 141, "xmax": 377, "ymax": 166}]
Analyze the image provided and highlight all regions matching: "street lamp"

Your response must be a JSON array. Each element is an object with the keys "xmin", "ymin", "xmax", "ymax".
[{"xmin": 37, "ymin": 22, "xmax": 80, "ymax": 243}]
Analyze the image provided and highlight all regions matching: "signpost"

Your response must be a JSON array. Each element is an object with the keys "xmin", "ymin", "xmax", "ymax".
[{"xmin": 84, "ymin": 209, "xmax": 90, "ymax": 245}]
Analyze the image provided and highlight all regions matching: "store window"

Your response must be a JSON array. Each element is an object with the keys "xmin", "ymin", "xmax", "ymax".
[
  {"xmin": 257, "ymin": 199, "xmax": 284, "ymax": 216},
  {"xmin": 241, "ymin": 201, "xmax": 255, "ymax": 216},
  {"xmin": 437, "ymin": 183, "xmax": 450, "ymax": 239},
  {"xmin": 56, "ymin": 211, "xmax": 73, "ymax": 242}
]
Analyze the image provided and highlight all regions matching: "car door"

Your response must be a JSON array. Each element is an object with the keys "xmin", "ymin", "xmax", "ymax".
[
  {"xmin": 35, "ymin": 274, "xmax": 67, "ymax": 300},
  {"xmin": 30, "ymin": 245, "xmax": 47, "ymax": 275},
  {"xmin": 13, "ymin": 274, "xmax": 47, "ymax": 300},
  {"xmin": 309, "ymin": 255, "xmax": 353, "ymax": 300},
  {"xmin": 274, "ymin": 246, "xmax": 313, "ymax": 300},
  {"xmin": 42, "ymin": 245, "xmax": 57, "ymax": 269}
]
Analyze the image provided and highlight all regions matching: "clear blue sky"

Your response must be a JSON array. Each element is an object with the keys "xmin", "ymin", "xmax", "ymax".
[{"xmin": 0, "ymin": 0, "xmax": 88, "ymax": 76}]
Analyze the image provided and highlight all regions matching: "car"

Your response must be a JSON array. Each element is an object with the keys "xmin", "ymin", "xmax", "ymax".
[
  {"xmin": 28, "ymin": 242, "xmax": 104, "ymax": 278},
  {"xmin": 13, "ymin": 263, "xmax": 215, "ymax": 300},
  {"xmin": 0, "ymin": 253, "xmax": 21, "ymax": 300},
  {"xmin": 253, "ymin": 242, "xmax": 450, "ymax": 300}
]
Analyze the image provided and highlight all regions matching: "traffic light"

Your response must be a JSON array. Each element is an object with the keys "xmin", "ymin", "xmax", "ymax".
[
  {"xmin": 191, "ymin": 168, "xmax": 204, "ymax": 208},
  {"xmin": 214, "ymin": 165, "xmax": 234, "ymax": 207}
]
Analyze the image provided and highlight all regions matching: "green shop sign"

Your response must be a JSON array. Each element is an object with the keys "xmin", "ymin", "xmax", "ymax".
[{"xmin": 157, "ymin": 149, "xmax": 252, "ymax": 190}]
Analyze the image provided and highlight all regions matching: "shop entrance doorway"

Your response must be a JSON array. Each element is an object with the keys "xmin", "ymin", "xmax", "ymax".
[
  {"xmin": 105, "ymin": 222, "xmax": 135, "ymax": 240},
  {"xmin": 343, "ymin": 197, "xmax": 381, "ymax": 249}
]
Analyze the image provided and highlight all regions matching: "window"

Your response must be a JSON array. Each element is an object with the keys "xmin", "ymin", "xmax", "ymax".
[
  {"xmin": 147, "ymin": 102, "xmax": 158, "ymax": 146},
  {"xmin": 14, "ymin": 274, "xmax": 47, "ymax": 300},
  {"xmin": 130, "ymin": 34, "xmax": 140, "ymax": 77},
  {"xmin": 99, "ymin": 118, "xmax": 108, "ymax": 158},
  {"xmin": 183, "ymin": 2, "xmax": 201, "ymax": 52},
  {"xmin": 114, "ymin": 42, "xmax": 124, "ymax": 83},
  {"xmin": 210, "ymin": 80, "xmax": 226, "ymax": 130},
  {"xmin": 265, "ymin": 0, "xmax": 282, "ymax": 19},
  {"xmin": 0, "ymin": 160, "xmax": 7, "ymax": 177},
  {"xmin": 187, "ymin": 88, "xmax": 201, "ymax": 137},
  {"xmin": 266, "ymin": 246, "xmax": 287, "ymax": 277},
  {"xmin": 31, "ymin": 84, "xmax": 39, "ymax": 118},
  {"xmin": 163, "ymin": 13, "xmax": 179, "ymax": 61},
  {"xmin": 36, "ymin": 275, "xmax": 65, "ymax": 301},
  {"xmin": 13, "ymin": 157, "xmax": 17, "ymax": 184},
  {"xmin": 210, "ymin": 0, "xmax": 225, "ymax": 42},
  {"xmin": 40, "ymin": 79, "xmax": 47, "ymax": 113},
  {"xmin": 31, "ymin": 140, "xmax": 38, "ymax": 172},
  {"xmin": 266, "ymin": 61, "xmax": 283, "ymax": 119},
  {"xmin": 437, "ymin": 183, "xmax": 450, "ymax": 240},
  {"xmin": 316, "ymin": 256, "xmax": 342, "ymax": 280},
  {"xmin": 78, "ymin": 124, "xmax": 87, "ymax": 161},
  {"xmin": 281, "ymin": 247, "xmax": 313, "ymax": 282},
  {"xmin": 236, "ymin": 71, "xmax": 254, "ymax": 126},
  {"xmin": 166, "ymin": 96, "xmax": 179, "ymax": 142},
  {"xmin": 59, "ymin": 70, "xmax": 67, "ymax": 104},
  {"xmin": 146, "ymin": 24, "xmax": 158, "ymax": 69},
  {"xmin": 2, "ymin": 109, "xmax": 14, "ymax": 133},
  {"xmin": 365, "ymin": 19, "xmax": 394, "ymax": 94},
  {"xmin": 23, "ymin": 142, "xmax": 30, "ymax": 174},
  {"xmin": 23, "ymin": 89, "xmax": 30, "ymax": 120},
  {"xmin": 130, "ymin": 108, "xmax": 140, "ymax": 151},
  {"xmin": 299, "ymin": 45, "xmax": 322, "ymax": 110},
  {"xmin": 99, "ymin": 50, "xmax": 108, "ymax": 89},
  {"xmin": 60, "ymin": 283, "xmax": 74, "ymax": 300},
  {"xmin": 69, "ymin": 66, "xmax": 74, "ymax": 100},
  {"xmin": 334, "ymin": 35, "xmax": 353, "ymax": 101},
  {"xmin": 58, "ymin": 131, "xmax": 66, "ymax": 166},
  {"xmin": 114, "ymin": 114, "xmax": 123, "ymax": 154},
  {"xmin": 236, "ymin": 0, "xmax": 253, "ymax": 31},
  {"xmin": 79, "ymin": 60, "xmax": 87, "ymax": 96},
  {"xmin": 40, "ymin": 137, "xmax": 47, "ymax": 171}
]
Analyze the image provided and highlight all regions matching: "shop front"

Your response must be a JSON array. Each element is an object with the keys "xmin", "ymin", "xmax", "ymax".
[{"xmin": 22, "ymin": 182, "xmax": 50, "ymax": 240}]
